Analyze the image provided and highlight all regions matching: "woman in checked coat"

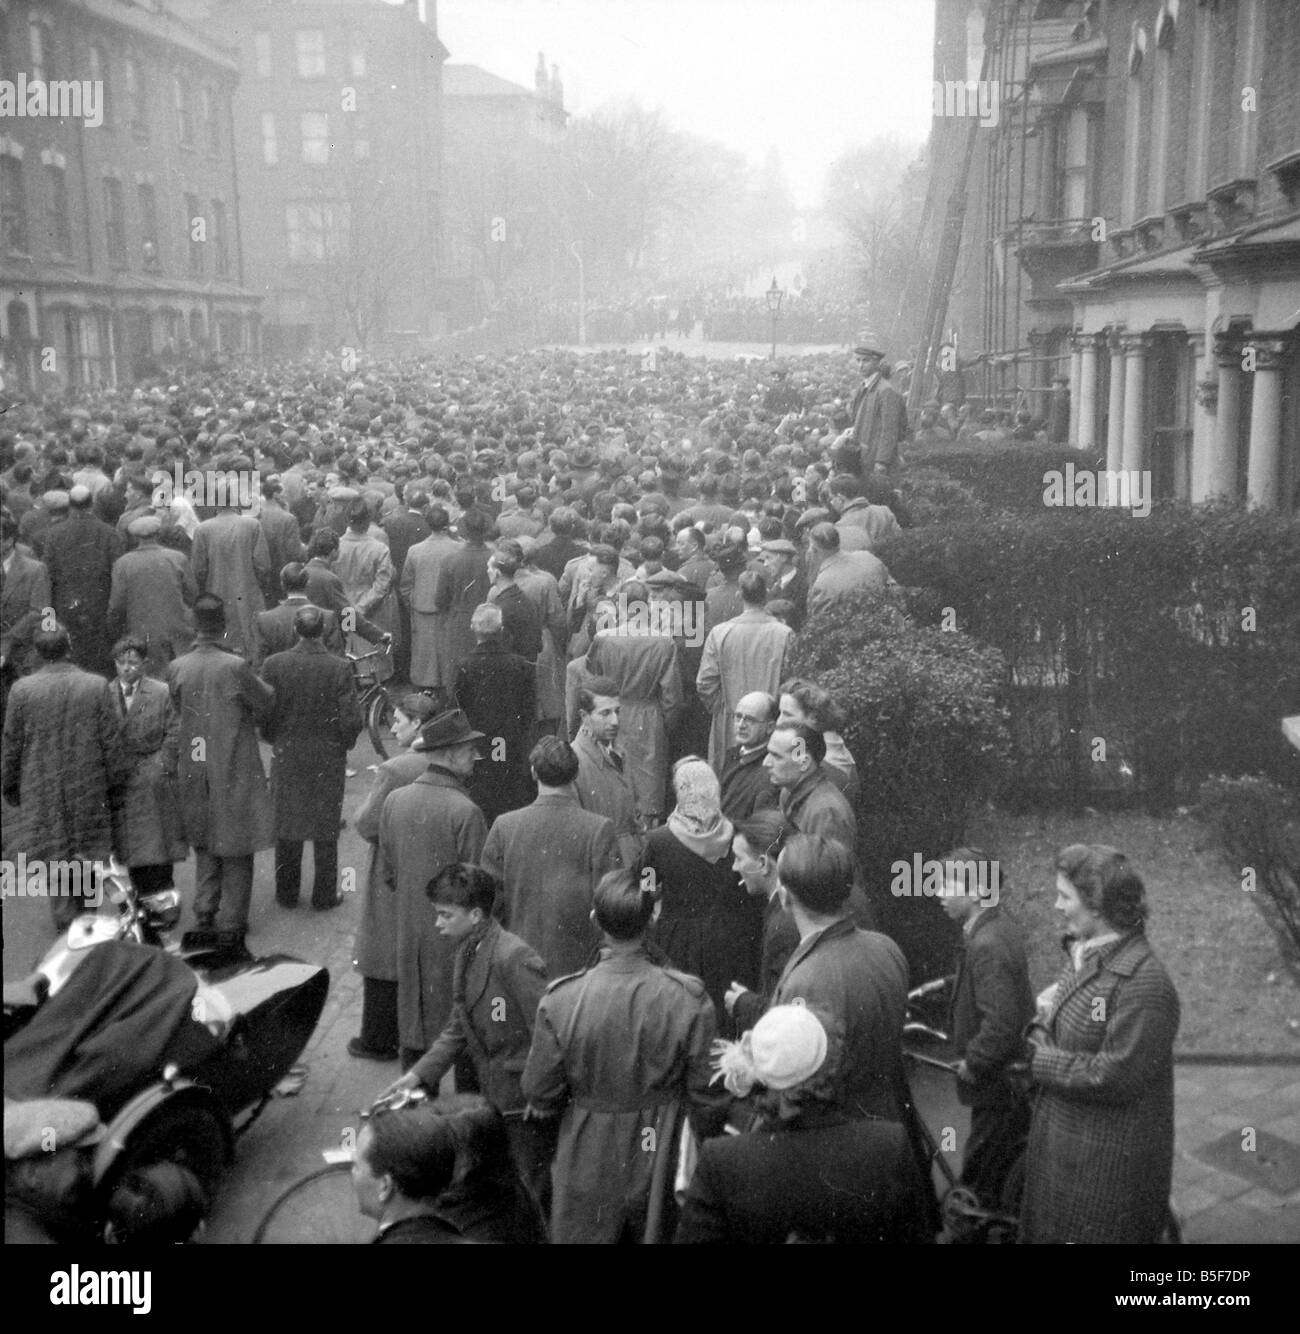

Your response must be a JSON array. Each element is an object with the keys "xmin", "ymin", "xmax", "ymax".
[{"xmin": 1021, "ymin": 845, "xmax": 1180, "ymax": 1244}]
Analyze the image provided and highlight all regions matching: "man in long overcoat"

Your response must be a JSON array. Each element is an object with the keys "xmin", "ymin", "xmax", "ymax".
[
  {"xmin": 167, "ymin": 594, "xmax": 275, "ymax": 949},
  {"xmin": 432, "ymin": 508, "xmax": 493, "ymax": 687},
  {"xmin": 696, "ymin": 572, "xmax": 793, "ymax": 771},
  {"xmin": 585, "ymin": 587, "xmax": 682, "ymax": 823},
  {"xmin": 382, "ymin": 485, "xmax": 430, "ymax": 683},
  {"xmin": 844, "ymin": 337, "xmax": 909, "ymax": 475},
  {"xmin": 1, "ymin": 625, "xmax": 124, "ymax": 928},
  {"xmin": 454, "ymin": 604, "xmax": 536, "ymax": 828},
  {"xmin": 191, "ymin": 505, "xmax": 270, "ymax": 659},
  {"xmin": 350, "ymin": 700, "xmax": 437, "ymax": 1060},
  {"xmin": 257, "ymin": 479, "xmax": 305, "ymax": 607},
  {"xmin": 42, "ymin": 485, "xmax": 123, "ymax": 674},
  {"xmin": 109, "ymin": 635, "xmax": 187, "ymax": 892},
  {"xmin": 481, "ymin": 736, "xmax": 620, "ymax": 978},
  {"xmin": 379, "ymin": 710, "xmax": 488, "ymax": 1067},
  {"xmin": 399, "ymin": 505, "xmax": 462, "ymax": 696},
  {"xmin": 261, "ymin": 606, "xmax": 363, "ymax": 910},
  {"xmin": 107, "ymin": 516, "xmax": 196, "ymax": 676},
  {"xmin": 335, "ymin": 502, "xmax": 396, "ymax": 683}
]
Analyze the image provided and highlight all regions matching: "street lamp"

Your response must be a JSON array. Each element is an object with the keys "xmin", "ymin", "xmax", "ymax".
[{"xmin": 766, "ymin": 275, "xmax": 784, "ymax": 360}]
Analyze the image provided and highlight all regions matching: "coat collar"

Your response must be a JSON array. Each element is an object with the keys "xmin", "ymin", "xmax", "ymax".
[
  {"xmin": 1049, "ymin": 930, "xmax": 1152, "ymax": 1022},
  {"xmin": 779, "ymin": 913, "xmax": 854, "ymax": 981},
  {"xmin": 414, "ymin": 765, "xmax": 471, "ymax": 792}
]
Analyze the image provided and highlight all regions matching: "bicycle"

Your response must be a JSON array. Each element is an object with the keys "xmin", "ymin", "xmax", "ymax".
[
  {"xmin": 347, "ymin": 640, "xmax": 396, "ymax": 761},
  {"xmin": 904, "ymin": 977, "xmax": 1182, "ymax": 1244}
]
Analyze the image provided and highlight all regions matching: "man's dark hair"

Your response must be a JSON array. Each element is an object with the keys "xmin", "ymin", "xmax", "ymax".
[
  {"xmin": 308, "ymin": 529, "xmax": 338, "ymax": 559},
  {"xmin": 426, "ymin": 862, "xmax": 498, "ymax": 917},
  {"xmin": 593, "ymin": 867, "xmax": 656, "ymax": 941},
  {"xmin": 280, "ymin": 562, "xmax": 309, "ymax": 593},
  {"xmin": 112, "ymin": 635, "xmax": 150, "ymax": 661},
  {"xmin": 33, "ymin": 625, "xmax": 72, "ymax": 661},
  {"xmin": 294, "ymin": 604, "xmax": 325, "ymax": 640},
  {"xmin": 531, "ymin": 735, "xmax": 579, "ymax": 787},
  {"xmin": 364, "ymin": 1104, "xmax": 458, "ymax": 1201},
  {"xmin": 778, "ymin": 834, "xmax": 853, "ymax": 914},
  {"xmin": 738, "ymin": 570, "xmax": 768, "ymax": 605},
  {"xmin": 733, "ymin": 807, "xmax": 790, "ymax": 862},
  {"xmin": 809, "ymin": 521, "xmax": 841, "ymax": 551},
  {"xmin": 426, "ymin": 503, "xmax": 450, "ymax": 532},
  {"xmin": 578, "ymin": 675, "xmax": 620, "ymax": 716},
  {"xmin": 347, "ymin": 499, "xmax": 371, "ymax": 530},
  {"xmin": 459, "ymin": 508, "xmax": 489, "ymax": 541}
]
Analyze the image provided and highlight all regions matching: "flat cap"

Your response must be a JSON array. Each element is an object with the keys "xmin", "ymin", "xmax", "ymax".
[
  {"xmin": 761, "ymin": 539, "xmax": 798, "ymax": 556},
  {"xmin": 127, "ymin": 514, "xmax": 163, "ymax": 538},
  {"xmin": 42, "ymin": 490, "xmax": 70, "ymax": 511}
]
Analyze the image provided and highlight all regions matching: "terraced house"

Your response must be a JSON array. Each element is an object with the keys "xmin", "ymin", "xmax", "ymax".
[
  {"xmin": 929, "ymin": 0, "xmax": 1298, "ymax": 510},
  {"xmin": 0, "ymin": 0, "xmax": 260, "ymax": 389}
]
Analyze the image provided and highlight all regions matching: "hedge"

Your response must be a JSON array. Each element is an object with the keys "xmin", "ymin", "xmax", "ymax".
[
  {"xmin": 902, "ymin": 444, "xmax": 1104, "ymax": 513},
  {"xmin": 879, "ymin": 504, "xmax": 1300, "ymax": 808},
  {"xmin": 786, "ymin": 590, "xmax": 1011, "ymax": 977}
]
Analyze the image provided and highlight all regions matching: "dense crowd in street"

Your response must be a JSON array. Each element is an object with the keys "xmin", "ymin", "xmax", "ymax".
[{"xmin": 2, "ymin": 337, "xmax": 1178, "ymax": 1245}]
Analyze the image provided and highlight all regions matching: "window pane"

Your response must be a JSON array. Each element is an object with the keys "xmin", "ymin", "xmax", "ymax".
[
  {"xmin": 104, "ymin": 178, "xmax": 125, "ymax": 265},
  {"xmin": 254, "ymin": 31, "xmax": 272, "ymax": 78},
  {"xmin": 296, "ymin": 30, "xmax": 326, "ymax": 78},
  {"xmin": 45, "ymin": 164, "xmax": 71, "ymax": 253},
  {"xmin": 262, "ymin": 112, "xmax": 278, "ymax": 165},
  {"xmin": 1, "ymin": 158, "xmax": 29, "ymax": 252},
  {"xmin": 139, "ymin": 183, "xmax": 159, "ymax": 270},
  {"xmin": 301, "ymin": 112, "xmax": 329, "ymax": 164}
]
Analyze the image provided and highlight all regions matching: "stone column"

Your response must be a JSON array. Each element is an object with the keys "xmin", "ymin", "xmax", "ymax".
[
  {"xmin": 1106, "ymin": 330, "xmax": 1126, "ymax": 477},
  {"xmin": 1077, "ymin": 333, "xmax": 1101, "ymax": 454},
  {"xmin": 1246, "ymin": 338, "xmax": 1288, "ymax": 510},
  {"xmin": 1027, "ymin": 329, "xmax": 1050, "ymax": 424},
  {"xmin": 1211, "ymin": 336, "xmax": 1243, "ymax": 501},
  {"xmin": 1049, "ymin": 375, "xmax": 1071, "ymax": 443},
  {"xmin": 1120, "ymin": 333, "xmax": 1150, "ymax": 477},
  {"xmin": 1191, "ymin": 372, "xmax": 1219, "ymax": 503},
  {"xmin": 1067, "ymin": 334, "xmax": 1083, "ymax": 446}
]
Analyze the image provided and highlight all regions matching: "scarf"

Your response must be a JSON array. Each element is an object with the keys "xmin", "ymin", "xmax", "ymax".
[{"xmin": 667, "ymin": 759, "xmax": 733, "ymax": 862}]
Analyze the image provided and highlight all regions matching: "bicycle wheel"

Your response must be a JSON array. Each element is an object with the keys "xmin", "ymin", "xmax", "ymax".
[
  {"xmin": 252, "ymin": 1162, "xmax": 374, "ymax": 1244},
  {"xmin": 366, "ymin": 688, "xmax": 393, "ymax": 761}
]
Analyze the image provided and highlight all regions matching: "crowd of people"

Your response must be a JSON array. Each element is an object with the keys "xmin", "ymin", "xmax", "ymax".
[{"xmin": 2, "ymin": 335, "xmax": 1178, "ymax": 1245}]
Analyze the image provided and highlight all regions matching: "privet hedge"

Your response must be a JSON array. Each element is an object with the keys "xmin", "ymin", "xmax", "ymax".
[
  {"xmin": 902, "ymin": 444, "xmax": 1104, "ymax": 513},
  {"xmin": 879, "ymin": 504, "xmax": 1300, "ymax": 808},
  {"xmin": 786, "ymin": 591, "xmax": 1011, "ymax": 976}
]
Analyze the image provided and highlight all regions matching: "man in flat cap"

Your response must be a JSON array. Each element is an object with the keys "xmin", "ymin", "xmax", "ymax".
[
  {"xmin": 5, "ymin": 1097, "xmax": 106, "ymax": 1243},
  {"xmin": 109, "ymin": 516, "xmax": 197, "ymax": 677},
  {"xmin": 42, "ymin": 483, "xmax": 124, "ymax": 674},
  {"xmin": 759, "ymin": 538, "xmax": 806, "ymax": 630},
  {"xmin": 841, "ymin": 333, "xmax": 909, "ymax": 476}
]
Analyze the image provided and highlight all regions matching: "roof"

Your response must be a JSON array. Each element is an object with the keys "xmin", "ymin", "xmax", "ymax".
[
  {"xmin": 443, "ymin": 65, "xmax": 537, "ymax": 100},
  {"xmin": 1059, "ymin": 241, "xmax": 1200, "ymax": 293},
  {"xmin": 82, "ymin": 0, "xmax": 239, "ymax": 73}
]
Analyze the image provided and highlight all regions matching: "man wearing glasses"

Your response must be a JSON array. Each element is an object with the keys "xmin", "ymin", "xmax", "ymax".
[{"xmin": 718, "ymin": 691, "xmax": 780, "ymax": 823}]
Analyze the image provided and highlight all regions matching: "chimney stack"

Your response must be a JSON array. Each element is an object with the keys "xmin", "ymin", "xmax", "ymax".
[
  {"xmin": 535, "ymin": 52, "xmax": 548, "ymax": 97},
  {"xmin": 550, "ymin": 62, "xmax": 563, "ymax": 108}
]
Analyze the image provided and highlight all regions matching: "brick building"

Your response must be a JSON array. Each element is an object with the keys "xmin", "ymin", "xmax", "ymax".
[
  {"xmin": 184, "ymin": 0, "xmax": 447, "ymax": 356},
  {"xmin": 0, "ymin": 0, "xmax": 259, "ymax": 390},
  {"xmin": 921, "ymin": 0, "xmax": 1298, "ymax": 510}
]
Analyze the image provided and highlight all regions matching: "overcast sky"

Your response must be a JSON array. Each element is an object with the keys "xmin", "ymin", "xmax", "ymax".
[{"xmin": 429, "ymin": 0, "xmax": 934, "ymax": 208}]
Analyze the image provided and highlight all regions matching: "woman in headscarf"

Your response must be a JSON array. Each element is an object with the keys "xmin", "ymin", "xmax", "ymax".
[{"xmin": 637, "ymin": 757, "xmax": 763, "ymax": 1036}]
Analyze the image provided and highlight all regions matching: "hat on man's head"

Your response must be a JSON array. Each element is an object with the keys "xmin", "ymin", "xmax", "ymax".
[
  {"xmin": 852, "ymin": 331, "xmax": 885, "ymax": 359},
  {"xmin": 5, "ymin": 1098, "xmax": 106, "ymax": 1160},
  {"xmin": 42, "ymin": 490, "xmax": 70, "ymax": 512},
  {"xmin": 413, "ymin": 708, "xmax": 485, "ymax": 752},
  {"xmin": 127, "ymin": 514, "xmax": 163, "ymax": 539},
  {"xmin": 68, "ymin": 484, "xmax": 92, "ymax": 506},
  {"xmin": 761, "ymin": 539, "xmax": 797, "ymax": 557}
]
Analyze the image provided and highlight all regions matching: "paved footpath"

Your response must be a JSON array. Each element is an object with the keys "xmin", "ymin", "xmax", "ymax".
[{"xmin": 4, "ymin": 734, "xmax": 1297, "ymax": 1243}]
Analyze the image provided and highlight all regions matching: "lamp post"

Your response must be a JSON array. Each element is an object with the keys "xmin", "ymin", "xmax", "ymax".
[{"xmin": 766, "ymin": 275, "xmax": 784, "ymax": 361}]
